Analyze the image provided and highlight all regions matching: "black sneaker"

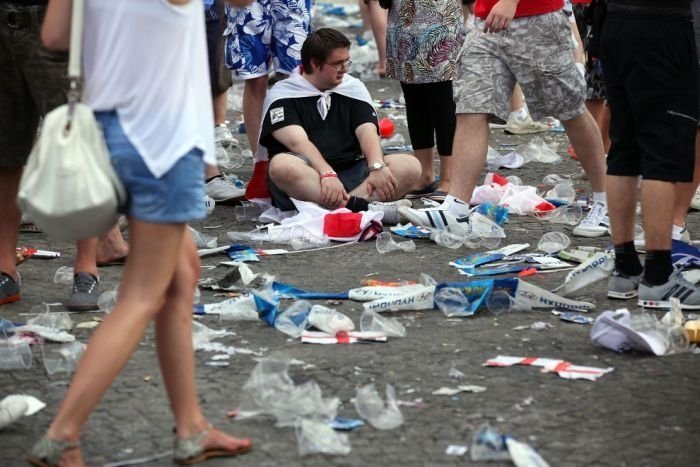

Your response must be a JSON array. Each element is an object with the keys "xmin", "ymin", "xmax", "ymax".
[
  {"xmin": 66, "ymin": 273, "xmax": 100, "ymax": 312},
  {"xmin": 0, "ymin": 272, "xmax": 20, "ymax": 305}
]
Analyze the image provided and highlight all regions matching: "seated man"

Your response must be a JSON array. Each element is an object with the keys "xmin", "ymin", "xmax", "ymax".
[{"xmin": 260, "ymin": 28, "xmax": 421, "ymax": 224}]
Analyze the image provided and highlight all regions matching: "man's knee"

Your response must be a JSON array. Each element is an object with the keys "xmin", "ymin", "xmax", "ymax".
[
  {"xmin": 268, "ymin": 155, "xmax": 309, "ymax": 187},
  {"xmin": 245, "ymin": 75, "xmax": 269, "ymax": 96}
]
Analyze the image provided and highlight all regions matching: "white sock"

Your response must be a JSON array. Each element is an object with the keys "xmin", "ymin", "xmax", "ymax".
[
  {"xmin": 443, "ymin": 195, "xmax": 470, "ymax": 217},
  {"xmin": 592, "ymin": 192, "xmax": 606, "ymax": 204},
  {"xmin": 509, "ymin": 106, "xmax": 529, "ymax": 121},
  {"xmin": 672, "ymin": 224, "xmax": 686, "ymax": 239}
]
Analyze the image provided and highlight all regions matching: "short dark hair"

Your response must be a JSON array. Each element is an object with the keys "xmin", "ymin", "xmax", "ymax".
[{"xmin": 301, "ymin": 28, "xmax": 351, "ymax": 73}]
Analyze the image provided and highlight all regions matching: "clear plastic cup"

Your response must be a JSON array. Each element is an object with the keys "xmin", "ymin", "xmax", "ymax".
[
  {"xmin": 431, "ymin": 224, "xmax": 465, "ymax": 249},
  {"xmin": 537, "ymin": 231, "xmax": 570, "ymax": 254},
  {"xmin": 506, "ymin": 175, "xmax": 522, "ymax": 186},
  {"xmin": 360, "ymin": 309, "xmax": 406, "ymax": 337},
  {"xmin": 28, "ymin": 311, "xmax": 73, "ymax": 330},
  {"xmin": 97, "ymin": 289, "xmax": 118, "ymax": 313},
  {"xmin": 434, "ymin": 287, "xmax": 472, "ymax": 317},
  {"xmin": 0, "ymin": 340, "xmax": 32, "ymax": 370},
  {"xmin": 548, "ymin": 204, "xmax": 583, "ymax": 226},
  {"xmin": 42, "ymin": 341, "xmax": 86, "ymax": 375},
  {"xmin": 234, "ymin": 202, "xmax": 266, "ymax": 222},
  {"xmin": 53, "ymin": 266, "xmax": 74, "ymax": 285},
  {"xmin": 546, "ymin": 182, "xmax": 576, "ymax": 204},
  {"xmin": 290, "ymin": 227, "xmax": 330, "ymax": 250},
  {"xmin": 485, "ymin": 289, "xmax": 531, "ymax": 315},
  {"xmin": 375, "ymin": 232, "xmax": 415, "ymax": 254}
]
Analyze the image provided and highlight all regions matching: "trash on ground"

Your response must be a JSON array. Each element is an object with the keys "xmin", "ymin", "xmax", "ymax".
[
  {"xmin": 512, "ymin": 321, "xmax": 552, "ymax": 331},
  {"xmin": 275, "ymin": 301, "xmax": 312, "ymax": 338},
  {"xmin": 0, "ymin": 394, "xmax": 45, "ymax": 429},
  {"xmin": 28, "ymin": 310, "xmax": 72, "ymax": 330},
  {"xmin": 448, "ymin": 367, "xmax": 466, "ymax": 379},
  {"xmin": 237, "ymin": 353, "xmax": 340, "ymax": 427},
  {"xmin": 516, "ymin": 137, "xmax": 561, "ymax": 164},
  {"xmin": 390, "ymin": 223, "xmax": 431, "ymax": 239},
  {"xmin": 354, "ymin": 384, "xmax": 404, "ymax": 430},
  {"xmin": 308, "ymin": 305, "xmax": 354, "ymax": 334},
  {"xmin": 42, "ymin": 340, "xmax": 86, "ymax": 375},
  {"xmin": 590, "ymin": 299, "xmax": 689, "ymax": 356},
  {"xmin": 201, "ymin": 295, "xmax": 259, "ymax": 321},
  {"xmin": 470, "ymin": 422, "xmax": 511, "ymax": 461},
  {"xmin": 13, "ymin": 324, "xmax": 75, "ymax": 343},
  {"xmin": 506, "ymin": 437, "xmax": 551, "ymax": 467},
  {"xmin": 537, "ymin": 232, "xmax": 570, "ymax": 254},
  {"xmin": 552, "ymin": 252, "xmax": 613, "ymax": 297},
  {"xmin": 362, "ymin": 284, "xmax": 435, "ymax": 312},
  {"xmin": 192, "ymin": 321, "xmax": 235, "ymax": 350},
  {"xmin": 189, "ymin": 226, "xmax": 218, "ymax": 249},
  {"xmin": 685, "ymin": 320, "xmax": 700, "ymax": 343},
  {"xmin": 376, "ymin": 231, "xmax": 416, "ymax": 254},
  {"xmin": 445, "ymin": 445, "xmax": 468, "ymax": 456},
  {"xmin": 483, "ymin": 355, "xmax": 613, "ymax": 381},
  {"xmin": 53, "ymin": 266, "xmax": 74, "ymax": 285},
  {"xmin": 328, "ymin": 416, "xmax": 365, "ymax": 431},
  {"xmin": 301, "ymin": 331, "xmax": 387, "ymax": 344},
  {"xmin": 431, "ymin": 385, "xmax": 487, "ymax": 396},
  {"xmin": 552, "ymin": 311, "xmax": 594, "ymax": 324},
  {"xmin": 296, "ymin": 418, "xmax": 351, "ymax": 456},
  {"xmin": 359, "ymin": 309, "xmax": 406, "ymax": 337}
]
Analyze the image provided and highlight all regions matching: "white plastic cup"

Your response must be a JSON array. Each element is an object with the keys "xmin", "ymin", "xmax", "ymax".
[
  {"xmin": 537, "ymin": 231, "xmax": 571, "ymax": 254},
  {"xmin": 0, "ymin": 341, "xmax": 32, "ymax": 370},
  {"xmin": 42, "ymin": 341, "xmax": 86, "ymax": 375},
  {"xmin": 360, "ymin": 309, "xmax": 406, "ymax": 337},
  {"xmin": 485, "ymin": 289, "xmax": 531, "ymax": 315}
]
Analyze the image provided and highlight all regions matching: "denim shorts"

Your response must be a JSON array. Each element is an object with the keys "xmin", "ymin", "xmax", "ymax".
[{"xmin": 95, "ymin": 111, "xmax": 206, "ymax": 223}]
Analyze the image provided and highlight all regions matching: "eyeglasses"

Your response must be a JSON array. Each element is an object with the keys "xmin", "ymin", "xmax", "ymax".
[{"xmin": 323, "ymin": 59, "xmax": 352, "ymax": 71}]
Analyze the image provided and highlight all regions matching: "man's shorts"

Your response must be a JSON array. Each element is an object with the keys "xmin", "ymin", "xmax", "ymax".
[
  {"xmin": 206, "ymin": 0, "xmax": 233, "ymax": 96},
  {"xmin": 693, "ymin": 0, "xmax": 700, "ymax": 125},
  {"xmin": 601, "ymin": 6, "xmax": 698, "ymax": 182},
  {"xmin": 267, "ymin": 153, "xmax": 368, "ymax": 211},
  {"xmin": 224, "ymin": 0, "xmax": 313, "ymax": 79},
  {"xmin": 95, "ymin": 111, "xmax": 206, "ymax": 224},
  {"xmin": 454, "ymin": 11, "xmax": 586, "ymax": 122},
  {"xmin": 0, "ymin": 4, "xmax": 69, "ymax": 168}
]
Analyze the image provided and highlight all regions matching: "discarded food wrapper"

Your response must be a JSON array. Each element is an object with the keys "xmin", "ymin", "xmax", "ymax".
[
  {"xmin": 483, "ymin": 355, "xmax": 614, "ymax": 381},
  {"xmin": 328, "ymin": 416, "xmax": 365, "ymax": 431},
  {"xmin": 226, "ymin": 244, "xmax": 260, "ymax": 262},
  {"xmin": 552, "ymin": 252, "xmax": 614, "ymax": 297},
  {"xmin": 390, "ymin": 223, "xmax": 432, "ymax": 239},
  {"xmin": 301, "ymin": 331, "xmax": 387, "ymax": 344},
  {"xmin": 296, "ymin": 418, "xmax": 351, "ymax": 456},
  {"xmin": 553, "ymin": 311, "xmax": 594, "ymax": 324},
  {"xmin": 506, "ymin": 437, "xmax": 551, "ymax": 467},
  {"xmin": 361, "ymin": 285, "xmax": 435, "ymax": 312},
  {"xmin": 445, "ymin": 445, "xmax": 468, "ymax": 456},
  {"xmin": 431, "ymin": 385, "xmax": 487, "ymax": 396}
]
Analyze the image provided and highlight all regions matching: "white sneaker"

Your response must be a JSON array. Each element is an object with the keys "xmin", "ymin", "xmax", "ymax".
[
  {"xmin": 572, "ymin": 201, "xmax": 609, "ymax": 237},
  {"xmin": 504, "ymin": 114, "xmax": 549, "ymax": 135},
  {"xmin": 397, "ymin": 204, "xmax": 471, "ymax": 235},
  {"xmin": 691, "ymin": 185, "xmax": 700, "ymax": 210},
  {"xmin": 368, "ymin": 199, "xmax": 412, "ymax": 225},
  {"xmin": 203, "ymin": 194, "xmax": 216, "ymax": 215},
  {"xmin": 214, "ymin": 124, "xmax": 238, "ymax": 147},
  {"xmin": 205, "ymin": 176, "xmax": 245, "ymax": 204}
]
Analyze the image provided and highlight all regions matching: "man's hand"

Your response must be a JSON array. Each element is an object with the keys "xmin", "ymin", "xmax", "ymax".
[
  {"xmin": 484, "ymin": 0, "xmax": 518, "ymax": 33},
  {"xmin": 320, "ymin": 177, "xmax": 349, "ymax": 209},
  {"xmin": 366, "ymin": 167, "xmax": 398, "ymax": 201}
]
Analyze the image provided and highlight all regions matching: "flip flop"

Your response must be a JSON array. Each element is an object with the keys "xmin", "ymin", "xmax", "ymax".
[
  {"xmin": 174, "ymin": 425, "xmax": 252, "ymax": 465},
  {"xmin": 97, "ymin": 256, "xmax": 127, "ymax": 267},
  {"xmin": 404, "ymin": 180, "xmax": 439, "ymax": 199}
]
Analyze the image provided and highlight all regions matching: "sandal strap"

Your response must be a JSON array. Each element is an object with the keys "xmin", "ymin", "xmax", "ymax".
[
  {"xmin": 30, "ymin": 435, "xmax": 80, "ymax": 466},
  {"xmin": 173, "ymin": 424, "xmax": 212, "ymax": 461}
]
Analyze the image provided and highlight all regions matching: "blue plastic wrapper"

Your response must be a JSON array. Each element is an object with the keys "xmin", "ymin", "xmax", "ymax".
[
  {"xmin": 391, "ymin": 224, "xmax": 431, "ymax": 239},
  {"xmin": 329, "ymin": 417, "xmax": 365, "ymax": 431},
  {"xmin": 226, "ymin": 244, "xmax": 259, "ymax": 262},
  {"xmin": 451, "ymin": 252, "xmax": 505, "ymax": 269},
  {"xmin": 474, "ymin": 203, "xmax": 509, "ymax": 226},
  {"xmin": 558, "ymin": 312, "xmax": 594, "ymax": 324},
  {"xmin": 271, "ymin": 281, "xmax": 349, "ymax": 300},
  {"xmin": 253, "ymin": 292, "xmax": 280, "ymax": 327}
]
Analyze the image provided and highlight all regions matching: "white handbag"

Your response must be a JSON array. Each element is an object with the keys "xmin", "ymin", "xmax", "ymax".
[{"xmin": 17, "ymin": 0, "xmax": 125, "ymax": 241}]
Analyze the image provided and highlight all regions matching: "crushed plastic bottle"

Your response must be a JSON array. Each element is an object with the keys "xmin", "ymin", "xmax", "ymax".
[
  {"xmin": 354, "ymin": 384, "xmax": 404, "ymax": 430},
  {"xmin": 376, "ymin": 232, "xmax": 416, "ymax": 254},
  {"xmin": 308, "ymin": 305, "xmax": 354, "ymax": 334},
  {"xmin": 359, "ymin": 309, "xmax": 406, "ymax": 337},
  {"xmin": 296, "ymin": 418, "xmax": 351, "ymax": 456}
]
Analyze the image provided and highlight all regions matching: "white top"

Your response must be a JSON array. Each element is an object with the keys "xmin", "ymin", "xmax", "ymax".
[{"xmin": 83, "ymin": 0, "xmax": 215, "ymax": 178}]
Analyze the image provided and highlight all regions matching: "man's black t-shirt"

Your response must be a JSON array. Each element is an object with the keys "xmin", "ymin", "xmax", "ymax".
[{"xmin": 260, "ymin": 93, "xmax": 378, "ymax": 171}]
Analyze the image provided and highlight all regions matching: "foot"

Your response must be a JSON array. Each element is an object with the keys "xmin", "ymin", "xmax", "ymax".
[
  {"xmin": 66, "ymin": 273, "xmax": 100, "ymax": 312},
  {"xmin": 572, "ymin": 201, "xmax": 608, "ymax": 238},
  {"xmin": 607, "ymin": 269, "xmax": 643, "ymax": 299},
  {"xmin": 504, "ymin": 113, "xmax": 549, "ymax": 135},
  {"xmin": 368, "ymin": 199, "xmax": 412, "ymax": 225},
  {"xmin": 638, "ymin": 269, "xmax": 700, "ymax": 310},
  {"xmin": 0, "ymin": 271, "xmax": 20, "ymax": 305},
  {"xmin": 405, "ymin": 180, "xmax": 439, "ymax": 199},
  {"xmin": 398, "ymin": 204, "xmax": 470, "ymax": 234},
  {"xmin": 28, "ymin": 435, "xmax": 84, "ymax": 467},
  {"xmin": 174, "ymin": 425, "xmax": 251, "ymax": 465},
  {"xmin": 214, "ymin": 123, "xmax": 238, "ymax": 147},
  {"xmin": 691, "ymin": 185, "xmax": 700, "ymax": 210},
  {"xmin": 205, "ymin": 176, "xmax": 245, "ymax": 205}
]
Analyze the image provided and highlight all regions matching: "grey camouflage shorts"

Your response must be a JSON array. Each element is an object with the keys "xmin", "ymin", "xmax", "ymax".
[{"xmin": 454, "ymin": 11, "xmax": 585, "ymax": 122}]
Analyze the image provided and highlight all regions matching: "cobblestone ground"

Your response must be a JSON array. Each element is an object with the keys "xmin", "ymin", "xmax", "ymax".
[{"xmin": 3, "ymin": 49, "xmax": 700, "ymax": 467}]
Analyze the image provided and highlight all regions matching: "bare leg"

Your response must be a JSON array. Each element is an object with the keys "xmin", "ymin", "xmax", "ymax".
[
  {"xmin": 213, "ymin": 90, "xmax": 228, "ymax": 126},
  {"xmin": 447, "ymin": 113, "xmax": 490, "ymax": 204},
  {"xmin": 411, "ymin": 147, "xmax": 436, "ymax": 191},
  {"xmin": 607, "ymin": 175, "xmax": 638, "ymax": 244},
  {"xmin": 74, "ymin": 239, "xmax": 98, "ymax": 278},
  {"xmin": 642, "ymin": 180, "xmax": 675, "ymax": 251},
  {"xmin": 672, "ymin": 129, "xmax": 700, "ymax": 228},
  {"xmin": 366, "ymin": 0, "xmax": 387, "ymax": 76},
  {"xmin": 350, "ymin": 152, "xmax": 421, "ymax": 200},
  {"xmin": 0, "ymin": 168, "xmax": 22, "ymax": 279},
  {"xmin": 359, "ymin": 0, "xmax": 371, "ymax": 33},
  {"xmin": 242, "ymin": 76, "xmax": 269, "ymax": 155},
  {"xmin": 437, "ymin": 154, "xmax": 452, "ymax": 193},
  {"xmin": 561, "ymin": 110, "xmax": 606, "ymax": 193},
  {"xmin": 585, "ymin": 99, "xmax": 611, "ymax": 153},
  {"xmin": 95, "ymin": 225, "xmax": 129, "ymax": 266}
]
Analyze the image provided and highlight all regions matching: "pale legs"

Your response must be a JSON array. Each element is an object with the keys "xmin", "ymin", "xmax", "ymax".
[
  {"xmin": 412, "ymin": 148, "xmax": 452, "ymax": 194},
  {"xmin": 561, "ymin": 110, "xmax": 606, "ymax": 194},
  {"xmin": 586, "ymin": 99, "xmax": 611, "ymax": 153},
  {"xmin": 366, "ymin": 0, "xmax": 387, "ymax": 77},
  {"xmin": 242, "ymin": 75, "xmax": 269, "ymax": 156},
  {"xmin": 0, "ymin": 167, "xmax": 22, "ymax": 284},
  {"xmin": 268, "ymin": 152, "xmax": 421, "ymax": 206},
  {"xmin": 206, "ymin": 89, "xmax": 231, "ymax": 180},
  {"xmin": 444, "ymin": 113, "xmax": 490, "ymax": 205},
  {"xmin": 44, "ymin": 220, "xmax": 249, "ymax": 465},
  {"xmin": 672, "ymin": 129, "xmax": 700, "ymax": 232}
]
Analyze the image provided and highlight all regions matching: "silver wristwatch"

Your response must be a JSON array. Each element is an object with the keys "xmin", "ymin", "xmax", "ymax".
[{"xmin": 369, "ymin": 161, "xmax": 386, "ymax": 172}]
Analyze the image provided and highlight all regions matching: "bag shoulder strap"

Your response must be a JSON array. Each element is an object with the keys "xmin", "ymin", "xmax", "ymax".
[{"xmin": 68, "ymin": 0, "xmax": 84, "ymax": 80}]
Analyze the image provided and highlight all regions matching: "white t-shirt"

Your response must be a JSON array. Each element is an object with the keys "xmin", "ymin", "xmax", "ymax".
[{"xmin": 83, "ymin": 0, "xmax": 215, "ymax": 178}]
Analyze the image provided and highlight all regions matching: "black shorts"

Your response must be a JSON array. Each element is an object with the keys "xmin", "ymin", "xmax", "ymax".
[
  {"xmin": 400, "ymin": 80, "xmax": 456, "ymax": 156},
  {"xmin": 205, "ymin": 1, "xmax": 233, "ymax": 96},
  {"xmin": 601, "ymin": 6, "xmax": 698, "ymax": 182},
  {"xmin": 267, "ymin": 153, "xmax": 368, "ymax": 211}
]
